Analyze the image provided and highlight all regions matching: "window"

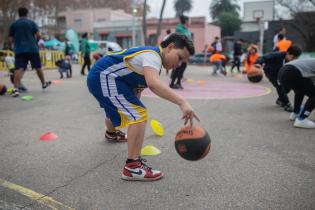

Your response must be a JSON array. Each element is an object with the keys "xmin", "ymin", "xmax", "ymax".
[{"xmin": 74, "ymin": 19, "xmax": 82, "ymax": 27}]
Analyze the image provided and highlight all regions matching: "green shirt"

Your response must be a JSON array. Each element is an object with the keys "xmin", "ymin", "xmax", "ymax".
[
  {"xmin": 81, "ymin": 38, "xmax": 90, "ymax": 55},
  {"xmin": 175, "ymin": 23, "xmax": 192, "ymax": 39}
]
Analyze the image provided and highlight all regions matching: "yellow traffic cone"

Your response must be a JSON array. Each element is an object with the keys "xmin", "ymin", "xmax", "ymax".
[
  {"xmin": 141, "ymin": 145, "xmax": 161, "ymax": 156},
  {"xmin": 150, "ymin": 119, "xmax": 164, "ymax": 136}
]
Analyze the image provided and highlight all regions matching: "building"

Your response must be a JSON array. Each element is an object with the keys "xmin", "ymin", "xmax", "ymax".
[
  {"xmin": 146, "ymin": 17, "xmax": 221, "ymax": 53},
  {"xmin": 94, "ymin": 17, "xmax": 142, "ymax": 49},
  {"xmin": 58, "ymin": 8, "xmax": 133, "ymax": 36}
]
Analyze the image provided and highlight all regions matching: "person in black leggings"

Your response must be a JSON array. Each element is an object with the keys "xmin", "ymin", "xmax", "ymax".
[
  {"xmin": 279, "ymin": 58, "xmax": 315, "ymax": 128},
  {"xmin": 255, "ymin": 45, "xmax": 302, "ymax": 112}
]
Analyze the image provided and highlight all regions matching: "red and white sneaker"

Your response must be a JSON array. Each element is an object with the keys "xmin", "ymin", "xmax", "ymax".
[{"xmin": 122, "ymin": 158, "xmax": 163, "ymax": 181}]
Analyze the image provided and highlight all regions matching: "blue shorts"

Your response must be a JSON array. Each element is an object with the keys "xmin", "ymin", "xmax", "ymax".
[
  {"xmin": 87, "ymin": 74, "xmax": 148, "ymax": 129},
  {"xmin": 15, "ymin": 52, "xmax": 41, "ymax": 70}
]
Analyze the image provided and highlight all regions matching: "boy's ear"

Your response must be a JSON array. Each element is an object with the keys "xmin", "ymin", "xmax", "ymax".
[{"xmin": 166, "ymin": 42, "xmax": 175, "ymax": 52}]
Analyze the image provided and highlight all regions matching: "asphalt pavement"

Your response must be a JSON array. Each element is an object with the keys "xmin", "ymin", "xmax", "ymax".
[{"xmin": 0, "ymin": 64, "xmax": 314, "ymax": 210}]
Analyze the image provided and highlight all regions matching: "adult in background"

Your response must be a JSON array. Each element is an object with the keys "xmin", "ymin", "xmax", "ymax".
[
  {"xmin": 169, "ymin": 15, "xmax": 191, "ymax": 89},
  {"xmin": 8, "ymin": 7, "xmax": 51, "ymax": 97},
  {"xmin": 80, "ymin": 32, "xmax": 91, "ymax": 75}
]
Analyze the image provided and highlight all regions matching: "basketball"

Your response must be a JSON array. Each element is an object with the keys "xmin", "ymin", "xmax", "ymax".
[
  {"xmin": 247, "ymin": 66, "xmax": 263, "ymax": 83},
  {"xmin": 175, "ymin": 126, "xmax": 211, "ymax": 161},
  {"xmin": 0, "ymin": 84, "xmax": 7, "ymax": 95}
]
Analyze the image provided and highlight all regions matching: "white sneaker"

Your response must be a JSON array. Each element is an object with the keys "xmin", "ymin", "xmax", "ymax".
[
  {"xmin": 289, "ymin": 112, "xmax": 299, "ymax": 121},
  {"xmin": 294, "ymin": 118, "xmax": 315, "ymax": 129}
]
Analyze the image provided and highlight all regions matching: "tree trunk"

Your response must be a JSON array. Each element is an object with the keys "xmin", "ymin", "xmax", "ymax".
[
  {"xmin": 142, "ymin": 0, "xmax": 149, "ymax": 45},
  {"xmin": 154, "ymin": 0, "xmax": 166, "ymax": 45}
]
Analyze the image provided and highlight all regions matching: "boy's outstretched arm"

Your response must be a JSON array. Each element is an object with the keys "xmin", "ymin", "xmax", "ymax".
[{"xmin": 144, "ymin": 67, "xmax": 199, "ymax": 125}]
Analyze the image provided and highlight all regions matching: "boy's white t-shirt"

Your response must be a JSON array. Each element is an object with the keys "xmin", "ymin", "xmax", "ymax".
[{"xmin": 128, "ymin": 51, "xmax": 162, "ymax": 75}]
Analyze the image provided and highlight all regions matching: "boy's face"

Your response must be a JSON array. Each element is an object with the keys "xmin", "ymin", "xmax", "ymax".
[{"xmin": 162, "ymin": 43, "xmax": 190, "ymax": 70}]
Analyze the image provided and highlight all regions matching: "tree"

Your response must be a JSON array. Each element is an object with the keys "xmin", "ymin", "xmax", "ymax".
[
  {"xmin": 210, "ymin": 0, "xmax": 240, "ymax": 21},
  {"xmin": 276, "ymin": 0, "xmax": 315, "ymax": 16},
  {"xmin": 275, "ymin": 0, "xmax": 315, "ymax": 51},
  {"xmin": 154, "ymin": 0, "xmax": 167, "ymax": 44},
  {"xmin": 142, "ymin": 0, "xmax": 166, "ymax": 45},
  {"xmin": 217, "ymin": 12, "xmax": 241, "ymax": 36},
  {"xmin": 174, "ymin": 0, "xmax": 193, "ymax": 17}
]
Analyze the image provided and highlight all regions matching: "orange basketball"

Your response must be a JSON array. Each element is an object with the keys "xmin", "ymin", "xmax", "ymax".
[
  {"xmin": 247, "ymin": 65, "xmax": 263, "ymax": 83},
  {"xmin": 175, "ymin": 126, "xmax": 211, "ymax": 161}
]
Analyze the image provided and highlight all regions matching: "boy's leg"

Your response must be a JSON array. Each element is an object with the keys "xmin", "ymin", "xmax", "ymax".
[
  {"xmin": 122, "ymin": 120, "xmax": 163, "ymax": 181},
  {"xmin": 105, "ymin": 118, "xmax": 127, "ymax": 142},
  {"xmin": 9, "ymin": 68, "xmax": 14, "ymax": 84},
  {"xmin": 127, "ymin": 121, "xmax": 146, "ymax": 159}
]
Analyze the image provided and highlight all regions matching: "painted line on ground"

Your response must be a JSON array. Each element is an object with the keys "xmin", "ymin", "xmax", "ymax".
[{"xmin": 0, "ymin": 178, "xmax": 75, "ymax": 210}]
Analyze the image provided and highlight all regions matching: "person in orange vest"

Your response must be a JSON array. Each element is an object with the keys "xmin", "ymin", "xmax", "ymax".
[
  {"xmin": 275, "ymin": 34, "xmax": 292, "ymax": 52},
  {"xmin": 243, "ymin": 44, "xmax": 260, "ymax": 74},
  {"xmin": 210, "ymin": 51, "xmax": 226, "ymax": 76}
]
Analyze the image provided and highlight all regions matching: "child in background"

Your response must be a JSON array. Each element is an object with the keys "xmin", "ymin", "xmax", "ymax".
[
  {"xmin": 0, "ymin": 51, "xmax": 27, "ymax": 91},
  {"xmin": 254, "ymin": 45, "xmax": 302, "ymax": 112},
  {"xmin": 279, "ymin": 58, "xmax": 315, "ymax": 128},
  {"xmin": 55, "ymin": 55, "xmax": 72, "ymax": 79},
  {"xmin": 210, "ymin": 51, "xmax": 226, "ymax": 76},
  {"xmin": 243, "ymin": 45, "xmax": 260, "ymax": 74}
]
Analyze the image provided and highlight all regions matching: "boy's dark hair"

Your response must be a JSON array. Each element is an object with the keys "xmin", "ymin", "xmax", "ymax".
[
  {"xmin": 18, "ymin": 8, "xmax": 28, "ymax": 17},
  {"xmin": 166, "ymin": 29, "xmax": 171, "ymax": 34},
  {"xmin": 278, "ymin": 34, "xmax": 284, "ymax": 40},
  {"xmin": 179, "ymin": 15, "xmax": 188, "ymax": 24},
  {"xmin": 287, "ymin": 45, "xmax": 302, "ymax": 57},
  {"xmin": 160, "ymin": 33, "xmax": 195, "ymax": 55}
]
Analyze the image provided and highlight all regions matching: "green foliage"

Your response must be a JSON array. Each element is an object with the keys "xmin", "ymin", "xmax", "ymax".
[
  {"xmin": 217, "ymin": 12, "xmax": 241, "ymax": 36},
  {"xmin": 210, "ymin": 0, "xmax": 240, "ymax": 20},
  {"xmin": 174, "ymin": 0, "xmax": 193, "ymax": 17}
]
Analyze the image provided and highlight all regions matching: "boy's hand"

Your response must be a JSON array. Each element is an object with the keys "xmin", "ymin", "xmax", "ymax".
[{"xmin": 179, "ymin": 101, "xmax": 200, "ymax": 126}]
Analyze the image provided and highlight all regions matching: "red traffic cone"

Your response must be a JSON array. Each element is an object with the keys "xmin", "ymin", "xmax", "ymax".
[{"xmin": 39, "ymin": 132, "xmax": 58, "ymax": 141}]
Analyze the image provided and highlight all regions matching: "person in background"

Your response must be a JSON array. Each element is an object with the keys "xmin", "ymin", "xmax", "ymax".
[
  {"xmin": 275, "ymin": 34, "xmax": 292, "ymax": 52},
  {"xmin": 8, "ymin": 7, "xmax": 51, "ymax": 97},
  {"xmin": 230, "ymin": 39, "xmax": 243, "ymax": 73},
  {"xmin": 56, "ymin": 55, "xmax": 72, "ymax": 79},
  {"xmin": 273, "ymin": 27, "xmax": 286, "ymax": 50},
  {"xmin": 243, "ymin": 44, "xmax": 260, "ymax": 74},
  {"xmin": 255, "ymin": 45, "xmax": 302, "ymax": 112},
  {"xmin": 211, "ymin": 36, "xmax": 223, "ymax": 53},
  {"xmin": 210, "ymin": 51, "xmax": 226, "ymax": 76},
  {"xmin": 278, "ymin": 58, "xmax": 315, "ymax": 129},
  {"xmin": 169, "ymin": 15, "xmax": 192, "ymax": 89},
  {"xmin": 80, "ymin": 32, "xmax": 91, "ymax": 75}
]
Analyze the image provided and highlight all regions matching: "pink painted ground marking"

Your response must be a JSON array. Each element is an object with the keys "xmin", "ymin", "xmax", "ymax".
[{"xmin": 142, "ymin": 80, "xmax": 270, "ymax": 99}]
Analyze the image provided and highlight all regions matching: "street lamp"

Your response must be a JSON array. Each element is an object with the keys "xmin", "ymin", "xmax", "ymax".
[{"xmin": 132, "ymin": 8, "xmax": 137, "ymax": 47}]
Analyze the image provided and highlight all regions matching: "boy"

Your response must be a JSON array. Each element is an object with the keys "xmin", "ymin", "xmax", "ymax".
[
  {"xmin": 56, "ymin": 55, "xmax": 72, "ymax": 79},
  {"xmin": 278, "ymin": 58, "xmax": 315, "ymax": 128},
  {"xmin": 0, "ymin": 51, "xmax": 27, "ymax": 91},
  {"xmin": 87, "ymin": 33, "xmax": 199, "ymax": 181},
  {"xmin": 254, "ymin": 45, "xmax": 302, "ymax": 112},
  {"xmin": 210, "ymin": 51, "xmax": 226, "ymax": 76}
]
